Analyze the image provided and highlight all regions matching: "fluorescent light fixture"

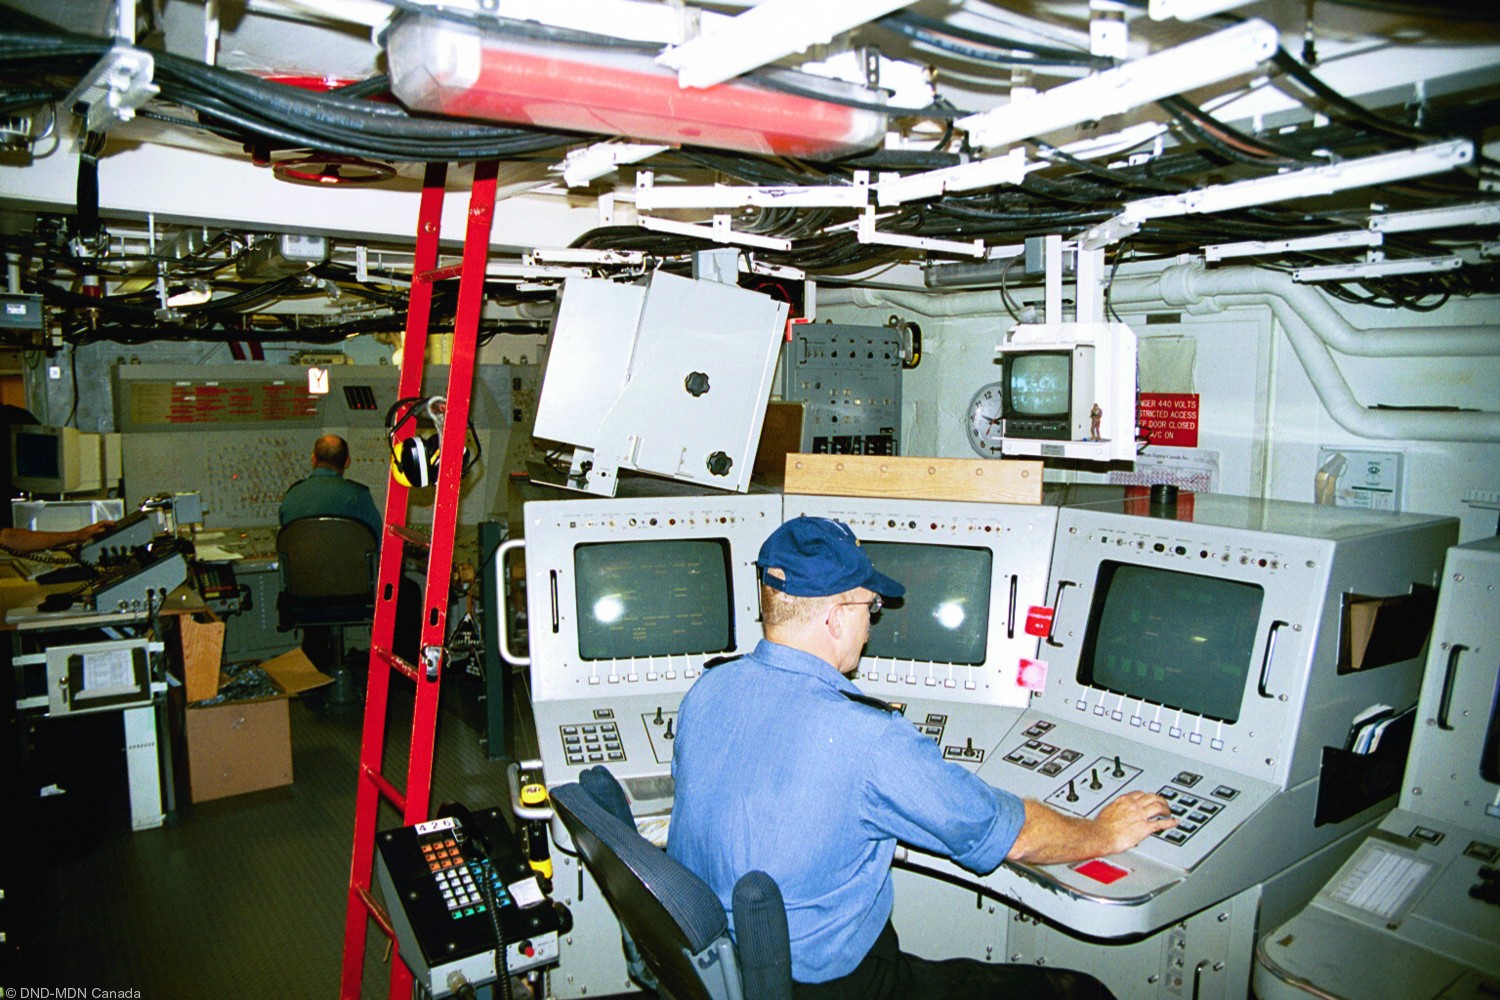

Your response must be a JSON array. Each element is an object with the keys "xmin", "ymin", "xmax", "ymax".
[
  {"xmin": 1083, "ymin": 140, "xmax": 1475, "ymax": 248},
  {"xmin": 559, "ymin": 142, "xmax": 670, "ymax": 187},
  {"xmin": 1204, "ymin": 229, "xmax": 1383, "ymax": 262},
  {"xmin": 1148, "ymin": 0, "xmax": 1260, "ymax": 22},
  {"xmin": 1368, "ymin": 201, "xmax": 1500, "ymax": 234},
  {"xmin": 656, "ymin": 0, "xmax": 917, "ymax": 89},
  {"xmin": 1292, "ymin": 255, "xmax": 1463, "ymax": 282},
  {"xmin": 956, "ymin": 19, "xmax": 1279, "ymax": 150}
]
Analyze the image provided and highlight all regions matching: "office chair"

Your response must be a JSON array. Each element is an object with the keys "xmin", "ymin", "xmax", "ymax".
[
  {"xmin": 550, "ymin": 766, "xmax": 792, "ymax": 1000},
  {"xmin": 275, "ymin": 516, "xmax": 378, "ymax": 707}
]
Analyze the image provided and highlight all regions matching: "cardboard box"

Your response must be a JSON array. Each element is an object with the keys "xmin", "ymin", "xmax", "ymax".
[
  {"xmin": 175, "ymin": 611, "xmax": 227, "ymax": 702},
  {"xmin": 183, "ymin": 649, "xmax": 331, "ymax": 803}
]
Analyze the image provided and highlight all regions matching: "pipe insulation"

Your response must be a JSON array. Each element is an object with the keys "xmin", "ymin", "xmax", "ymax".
[
  {"xmin": 821, "ymin": 263, "xmax": 1500, "ymax": 442},
  {"xmin": 1116, "ymin": 264, "xmax": 1499, "ymax": 358}
]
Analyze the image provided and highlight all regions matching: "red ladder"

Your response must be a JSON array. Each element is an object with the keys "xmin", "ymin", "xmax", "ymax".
[{"xmin": 340, "ymin": 160, "xmax": 500, "ymax": 1000}]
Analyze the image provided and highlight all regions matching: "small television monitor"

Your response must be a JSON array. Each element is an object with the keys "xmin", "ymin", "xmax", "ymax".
[
  {"xmin": 573, "ymin": 538, "xmax": 734, "ymax": 660},
  {"xmin": 11, "ymin": 425, "xmax": 100, "ymax": 494},
  {"xmin": 861, "ymin": 540, "xmax": 991, "ymax": 667},
  {"xmin": 1078, "ymin": 561, "xmax": 1265, "ymax": 724},
  {"xmin": 1001, "ymin": 346, "xmax": 1093, "ymax": 441}
]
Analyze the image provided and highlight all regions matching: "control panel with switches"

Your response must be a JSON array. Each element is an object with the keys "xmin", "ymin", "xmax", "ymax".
[{"xmin": 890, "ymin": 493, "xmax": 1456, "ymax": 1000}]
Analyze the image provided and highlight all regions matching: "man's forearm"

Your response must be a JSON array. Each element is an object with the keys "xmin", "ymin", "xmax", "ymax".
[{"xmin": 1006, "ymin": 799, "xmax": 1115, "ymax": 864}]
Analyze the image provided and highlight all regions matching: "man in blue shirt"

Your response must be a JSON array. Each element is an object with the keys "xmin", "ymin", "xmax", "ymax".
[
  {"xmin": 668, "ymin": 516, "xmax": 1177, "ymax": 999},
  {"xmin": 278, "ymin": 434, "xmax": 383, "ymax": 541}
]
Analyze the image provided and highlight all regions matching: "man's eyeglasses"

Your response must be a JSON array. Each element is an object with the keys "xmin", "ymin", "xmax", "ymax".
[{"xmin": 837, "ymin": 595, "xmax": 884, "ymax": 616}]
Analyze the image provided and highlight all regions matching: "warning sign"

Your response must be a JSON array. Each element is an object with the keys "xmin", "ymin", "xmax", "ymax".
[{"xmin": 1138, "ymin": 393, "xmax": 1200, "ymax": 448}]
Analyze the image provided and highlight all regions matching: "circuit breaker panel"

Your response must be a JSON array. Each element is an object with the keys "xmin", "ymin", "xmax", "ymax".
[{"xmin": 780, "ymin": 324, "xmax": 902, "ymax": 456}]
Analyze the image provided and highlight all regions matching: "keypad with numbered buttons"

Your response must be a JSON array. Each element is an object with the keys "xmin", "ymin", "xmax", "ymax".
[
  {"xmin": 418, "ymin": 834, "xmax": 514, "ymax": 920},
  {"xmin": 560, "ymin": 720, "xmax": 626, "ymax": 766},
  {"xmin": 1151, "ymin": 784, "xmax": 1233, "ymax": 846}
]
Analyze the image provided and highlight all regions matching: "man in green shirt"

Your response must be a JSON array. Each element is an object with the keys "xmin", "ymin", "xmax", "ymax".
[{"xmin": 278, "ymin": 434, "xmax": 382, "ymax": 541}]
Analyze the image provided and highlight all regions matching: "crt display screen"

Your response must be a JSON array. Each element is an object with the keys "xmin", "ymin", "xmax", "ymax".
[
  {"xmin": 574, "ymin": 539, "xmax": 734, "ymax": 661},
  {"xmin": 1079, "ymin": 562, "xmax": 1263, "ymax": 723},
  {"xmin": 14, "ymin": 431, "xmax": 60, "ymax": 479},
  {"xmin": 861, "ymin": 541, "xmax": 992, "ymax": 666},
  {"xmin": 1008, "ymin": 353, "xmax": 1071, "ymax": 417}
]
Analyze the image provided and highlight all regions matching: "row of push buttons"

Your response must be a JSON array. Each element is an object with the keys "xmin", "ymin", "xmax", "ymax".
[
  {"xmin": 1005, "ymin": 722, "xmax": 1085, "ymax": 776},
  {"xmin": 1152, "ymin": 779, "xmax": 1239, "ymax": 846},
  {"xmin": 592, "ymin": 666, "xmax": 696, "ymax": 685},
  {"xmin": 562, "ymin": 721, "xmax": 625, "ymax": 765},
  {"xmin": 1076, "ymin": 700, "xmax": 1227, "ymax": 750}
]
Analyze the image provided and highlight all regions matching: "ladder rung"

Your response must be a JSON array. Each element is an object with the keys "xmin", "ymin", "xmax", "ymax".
[
  {"xmin": 386, "ymin": 524, "xmax": 430, "ymax": 548},
  {"xmin": 361, "ymin": 762, "xmax": 407, "ymax": 814},
  {"xmin": 355, "ymin": 885, "xmax": 397, "ymax": 942},
  {"xmin": 373, "ymin": 646, "xmax": 420, "ymax": 682},
  {"xmin": 415, "ymin": 263, "xmax": 463, "ymax": 284}
]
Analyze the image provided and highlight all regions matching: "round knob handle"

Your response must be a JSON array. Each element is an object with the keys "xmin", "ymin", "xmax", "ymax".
[
  {"xmin": 706, "ymin": 451, "xmax": 733, "ymax": 477},
  {"xmin": 684, "ymin": 371, "xmax": 711, "ymax": 397}
]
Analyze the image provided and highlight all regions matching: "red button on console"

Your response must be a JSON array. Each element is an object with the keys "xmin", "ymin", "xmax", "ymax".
[{"xmin": 1073, "ymin": 859, "xmax": 1130, "ymax": 884}]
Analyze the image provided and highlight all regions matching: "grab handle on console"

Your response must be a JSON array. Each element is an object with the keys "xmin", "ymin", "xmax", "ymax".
[
  {"xmin": 1007, "ymin": 575, "xmax": 1018, "ymax": 639},
  {"xmin": 1044, "ymin": 580, "xmax": 1075, "ymax": 649},
  {"xmin": 1436, "ymin": 643, "xmax": 1467, "ymax": 731},
  {"xmin": 1257, "ymin": 620, "xmax": 1288, "ymax": 698},
  {"xmin": 496, "ymin": 538, "xmax": 530, "ymax": 667}
]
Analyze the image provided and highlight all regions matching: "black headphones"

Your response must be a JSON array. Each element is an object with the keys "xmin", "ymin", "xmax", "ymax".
[{"xmin": 385, "ymin": 396, "xmax": 480, "ymax": 489}]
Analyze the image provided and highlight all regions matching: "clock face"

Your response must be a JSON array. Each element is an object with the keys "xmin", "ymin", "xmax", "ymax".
[{"xmin": 966, "ymin": 381, "xmax": 1006, "ymax": 458}]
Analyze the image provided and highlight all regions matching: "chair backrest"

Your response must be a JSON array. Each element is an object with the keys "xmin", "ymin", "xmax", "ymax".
[
  {"xmin": 550, "ymin": 769, "xmax": 791, "ymax": 1000},
  {"xmin": 275, "ymin": 516, "xmax": 377, "ymax": 600}
]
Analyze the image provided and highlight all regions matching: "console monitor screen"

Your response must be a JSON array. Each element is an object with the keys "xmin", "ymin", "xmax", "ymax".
[
  {"xmin": 861, "ymin": 541, "xmax": 992, "ymax": 666},
  {"xmin": 574, "ymin": 539, "xmax": 734, "ymax": 661},
  {"xmin": 14, "ymin": 429, "xmax": 62, "ymax": 481},
  {"xmin": 1007, "ymin": 352, "xmax": 1071, "ymax": 418},
  {"xmin": 1079, "ymin": 562, "xmax": 1263, "ymax": 723}
]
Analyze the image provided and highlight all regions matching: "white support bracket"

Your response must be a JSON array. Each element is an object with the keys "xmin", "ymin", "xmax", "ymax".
[
  {"xmin": 1205, "ymin": 229, "xmax": 1383, "ymax": 262},
  {"xmin": 639, "ymin": 214, "xmax": 793, "ymax": 251},
  {"xmin": 1368, "ymin": 200, "xmax": 1500, "ymax": 234},
  {"xmin": 63, "ymin": 45, "xmax": 160, "ymax": 141},
  {"xmin": 1292, "ymin": 255, "xmax": 1463, "ymax": 283},
  {"xmin": 873, "ymin": 149, "xmax": 1041, "ymax": 206},
  {"xmin": 856, "ymin": 206, "xmax": 985, "ymax": 257},
  {"xmin": 527, "ymin": 248, "xmax": 650, "ymax": 268},
  {"xmin": 655, "ymin": 0, "xmax": 917, "ymax": 89},
  {"xmin": 635, "ymin": 170, "xmax": 870, "ymax": 211},
  {"xmin": 1081, "ymin": 139, "xmax": 1475, "ymax": 249},
  {"xmin": 559, "ymin": 142, "xmax": 671, "ymax": 188},
  {"xmin": 956, "ymin": 19, "xmax": 1279, "ymax": 150}
]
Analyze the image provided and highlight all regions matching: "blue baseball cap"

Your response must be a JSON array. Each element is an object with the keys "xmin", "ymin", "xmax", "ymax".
[{"xmin": 757, "ymin": 516, "xmax": 905, "ymax": 599}]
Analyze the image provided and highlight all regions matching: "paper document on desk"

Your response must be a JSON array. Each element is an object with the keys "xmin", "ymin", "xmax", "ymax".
[{"xmin": 192, "ymin": 544, "xmax": 243, "ymax": 562}]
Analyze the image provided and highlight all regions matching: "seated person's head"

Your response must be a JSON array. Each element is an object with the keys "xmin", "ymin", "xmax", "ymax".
[
  {"xmin": 313, "ymin": 434, "xmax": 350, "ymax": 471},
  {"xmin": 755, "ymin": 517, "xmax": 904, "ymax": 674}
]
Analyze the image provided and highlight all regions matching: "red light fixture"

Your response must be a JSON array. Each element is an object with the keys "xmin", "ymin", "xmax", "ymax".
[{"xmin": 386, "ymin": 14, "xmax": 888, "ymax": 160}]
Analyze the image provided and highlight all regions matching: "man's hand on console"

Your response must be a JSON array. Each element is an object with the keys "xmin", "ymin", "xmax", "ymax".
[{"xmin": 1094, "ymin": 790, "xmax": 1179, "ymax": 855}]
